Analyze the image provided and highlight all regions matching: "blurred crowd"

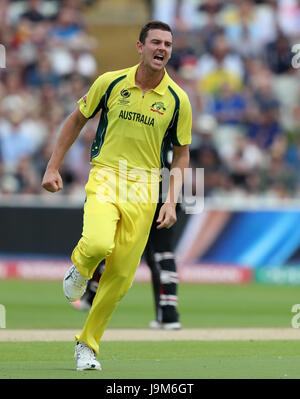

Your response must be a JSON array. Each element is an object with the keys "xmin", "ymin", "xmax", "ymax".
[
  {"xmin": 155, "ymin": 0, "xmax": 300, "ymax": 199},
  {"xmin": 0, "ymin": 0, "xmax": 300, "ymax": 200},
  {"xmin": 0, "ymin": 0, "xmax": 97, "ymax": 196}
]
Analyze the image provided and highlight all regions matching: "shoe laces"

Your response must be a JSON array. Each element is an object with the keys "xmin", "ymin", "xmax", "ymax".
[
  {"xmin": 71, "ymin": 267, "xmax": 88, "ymax": 288},
  {"xmin": 76, "ymin": 342, "xmax": 97, "ymax": 361}
]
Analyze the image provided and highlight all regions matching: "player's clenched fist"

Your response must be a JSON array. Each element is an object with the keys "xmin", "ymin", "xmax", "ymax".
[
  {"xmin": 156, "ymin": 202, "xmax": 177, "ymax": 230},
  {"xmin": 42, "ymin": 169, "xmax": 63, "ymax": 193}
]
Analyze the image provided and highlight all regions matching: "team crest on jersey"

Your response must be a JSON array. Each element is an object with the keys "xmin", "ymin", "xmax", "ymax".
[
  {"xmin": 150, "ymin": 102, "xmax": 166, "ymax": 115},
  {"xmin": 118, "ymin": 89, "xmax": 131, "ymax": 105}
]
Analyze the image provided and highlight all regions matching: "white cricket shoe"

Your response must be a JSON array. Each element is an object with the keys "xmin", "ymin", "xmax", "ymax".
[
  {"xmin": 74, "ymin": 341, "xmax": 101, "ymax": 371},
  {"xmin": 63, "ymin": 265, "xmax": 89, "ymax": 302},
  {"xmin": 149, "ymin": 320, "xmax": 182, "ymax": 330}
]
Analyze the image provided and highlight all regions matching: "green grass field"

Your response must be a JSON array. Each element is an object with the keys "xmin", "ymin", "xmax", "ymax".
[
  {"xmin": 1, "ymin": 280, "xmax": 299, "ymax": 329},
  {"xmin": 1, "ymin": 341, "xmax": 300, "ymax": 379},
  {"xmin": 1, "ymin": 280, "xmax": 300, "ymax": 379}
]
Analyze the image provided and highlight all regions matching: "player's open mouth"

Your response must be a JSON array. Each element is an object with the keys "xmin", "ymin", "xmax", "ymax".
[{"xmin": 153, "ymin": 55, "xmax": 164, "ymax": 62}]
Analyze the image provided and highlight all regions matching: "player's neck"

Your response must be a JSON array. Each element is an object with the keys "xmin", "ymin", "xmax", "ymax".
[{"xmin": 135, "ymin": 63, "xmax": 165, "ymax": 94}]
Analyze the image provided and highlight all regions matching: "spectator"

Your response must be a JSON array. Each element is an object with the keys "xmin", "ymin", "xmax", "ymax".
[
  {"xmin": 198, "ymin": 12, "xmax": 224, "ymax": 53},
  {"xmin": 250, "ymin": 66, "xmax": 280, "ymax": 111},
  {"xmin": 191, "ymin": 113, "xmax": 218, "ymax": 151},
  {"xmin": 20, "ymin": 0, "xmax": 46, "ymax": 23},
  {"xmin": 222, "ymin": 134, "xmax": 265, "ymax": 190},
  {"xmin": 223, "ymin": 0, "xmax": 277, "ymax": 58},
  {"xmin": 210, "ymin": 81, "xmax": 247, "ymax": 125},
  {"xmin": 190, "ymin": 114, "xmax": 228, "ymax": 197},
  {"xmin": 195, "ymin": 32, "xmax": 245, "ymax": 95},
  {"xmin": 265, "ymin": 33, "xmax": 294, "ymax": 74},
  {"xmin": 1, "ymin": 70, "xmax": 33, "ymax": 114},
  {"xmin": 173, "ymin": 56, "xmax": 203, "ymax": 128},
  {"xmin": 0, "ymin": 174, "xmax": 20, "ymax": 195},
  {"xmin": 246, "ymin": 104, "xmax": 282, "ymax": 149},
  {"xmin": 59, "ymin": 73, "xmax": 89, "ymax": 115},
  {"xmin": 0, "ymin": 111, "xmax": 35, "ymax": 171},
  {"xmin": 49, "ymin": 7, "xmax": 83, "ymax": 44},
  {"xmin": 260, "ymin": 136, "xmax": 297, "ymax": 198},
  {"xmin": 0, "ymin": 0, "xmax": 298, "ymax": 200},
  {"xmin": 196, "ymin": 0, "xmax": 226, "ymax": 46},
  {"xmin": 167, "ymin": 32, "xmax": 196, "ymax": 72},
  {"xmin": 276, "ymin": 0, "xmax": 300, "ymax": 39},
  {"xmin": 152, "ymin": 0, "xmax": 200, "ymax": 32},
  {"xmin": 48, "ymin": 32, "xmax": 97, "ymax": 78},
  {"xmin": 18, "ymin": 21, "xmax": 51, "ymax": 75},
  {"xmin": 38, "ymin": 84, "xmax": 66, "ymax": 123},
  {"xmin": 0, "ymin": 0, "xmax": 97, "ymax": 195},
  {"xmin": 14, "ymin": 156, "xmax": 41, "ymax": 194},
  {"xmin": 26, "ymin": 51, "xmax": 60, "ymax": 87}
]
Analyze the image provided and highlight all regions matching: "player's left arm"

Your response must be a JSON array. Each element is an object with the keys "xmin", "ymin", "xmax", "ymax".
[
  {"xmin": 156, "ymin": 90, "xmax": 192, "ymax": 229},
  {"xmin": 156, "ymin": 144, "xmax": 190, "ymax": 230}
]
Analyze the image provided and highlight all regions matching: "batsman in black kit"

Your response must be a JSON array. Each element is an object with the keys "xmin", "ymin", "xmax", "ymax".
[
  {"xmin": 72, "ymin": 148, "xmax": 181, "ymax": 330},
  {"xmin": 144, "ymin": 197, "xmax": 181, "ymax": 329}
]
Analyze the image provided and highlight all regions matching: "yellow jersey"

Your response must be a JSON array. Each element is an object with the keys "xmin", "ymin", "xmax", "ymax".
[{"xmin": 78, "ymin": 64, "xmax": 192, "ymax": 180}]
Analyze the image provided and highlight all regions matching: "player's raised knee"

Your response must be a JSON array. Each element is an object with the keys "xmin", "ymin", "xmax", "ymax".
[{"xmin": 83, "ymin": 237, "xmax": 114, "ymax": 259}]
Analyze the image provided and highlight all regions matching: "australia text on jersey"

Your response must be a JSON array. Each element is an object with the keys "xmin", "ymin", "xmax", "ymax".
[{"xmin": 119, "ymin": 110, "xmax": 155, "ymax": 126}]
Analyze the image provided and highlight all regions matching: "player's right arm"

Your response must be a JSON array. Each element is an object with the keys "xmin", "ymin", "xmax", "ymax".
[
  {"xmin": 42, "ymin": 72, "xmax": 114, "ymax": 193},
  {"xmin": 42, "ymin": 108, "xmax": 88, "ymax": 193}
]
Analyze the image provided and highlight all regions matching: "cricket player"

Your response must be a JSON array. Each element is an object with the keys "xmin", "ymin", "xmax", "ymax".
[
  {"xmin": 42, "ymin": 20, "xmax": 192, "ymax": 371},
  {"xmin": 73, "ymin": 150, "xmax": 182, "ymax": 330}
]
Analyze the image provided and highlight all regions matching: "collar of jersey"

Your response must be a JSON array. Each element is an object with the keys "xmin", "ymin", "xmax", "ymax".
[{"xmin": 126, "ymin": 64, "xmax": 169, "ymax": 95}]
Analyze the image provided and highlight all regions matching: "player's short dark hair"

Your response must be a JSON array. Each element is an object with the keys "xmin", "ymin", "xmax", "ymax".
[{"xmin": 139, "ymin": 21, "xmax": 173, "ymax": 44}]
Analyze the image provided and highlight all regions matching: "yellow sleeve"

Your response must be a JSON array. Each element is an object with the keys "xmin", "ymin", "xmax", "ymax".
[
  {"xmin": 173, "ymin": 93, "xmax": 192, "ymax": 146},
  {"xmin": 77, "ymin": 74, "xmax": 108, "ymax": 119}
]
